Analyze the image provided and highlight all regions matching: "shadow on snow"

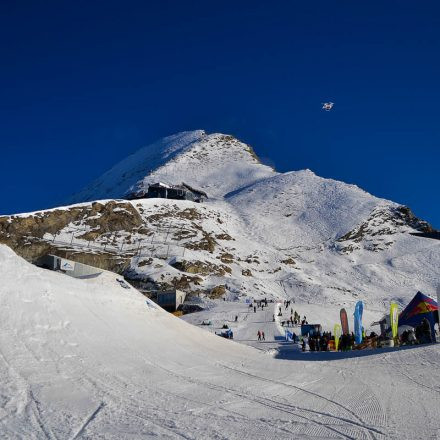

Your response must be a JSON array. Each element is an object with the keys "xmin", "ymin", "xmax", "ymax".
[{"xmin": 274, "ymin": 342, "xmax": 436, "ymax": 361}]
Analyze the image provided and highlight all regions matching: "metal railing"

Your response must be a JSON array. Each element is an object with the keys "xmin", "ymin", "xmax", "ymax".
[{"xmin": 33, "ymin": 222, "xmax": 188, "ymax": 259}]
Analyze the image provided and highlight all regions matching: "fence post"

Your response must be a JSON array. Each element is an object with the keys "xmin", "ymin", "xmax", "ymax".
[{"xmin": 165, "ymin": 222, "xmax": 172, "ymax": 242}]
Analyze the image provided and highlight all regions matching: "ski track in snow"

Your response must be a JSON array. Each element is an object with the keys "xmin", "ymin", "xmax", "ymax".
[{"xmin": 2, "ymin": 248, "xmax": 439, "ymax": 439}]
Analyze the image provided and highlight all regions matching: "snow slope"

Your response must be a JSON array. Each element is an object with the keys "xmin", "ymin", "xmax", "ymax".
[
  {"xmin": 1, "ymin": 244, "xmax": 440, "ymax": 439},
  {"xmin": 226, "ymin": 169, "xmax": 389, "ymax": 248},
  {"xmin": 69, "ymin": 131, "xmax": 277, "ymax": 202}
]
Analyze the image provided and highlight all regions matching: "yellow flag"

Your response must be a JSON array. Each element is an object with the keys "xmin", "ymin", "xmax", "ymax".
[
  {"xmin": 390, "ymin": 303, "xmax": 399, "ymax": 339},
  {"xmin": 334, "ymin": 324, "xmax": 342, "ymax": 351}
]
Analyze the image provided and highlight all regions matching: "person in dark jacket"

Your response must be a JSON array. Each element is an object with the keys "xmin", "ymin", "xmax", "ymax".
[{"xmin": 421, "ymin": 318, "xmax": 432, "ymax": 343}]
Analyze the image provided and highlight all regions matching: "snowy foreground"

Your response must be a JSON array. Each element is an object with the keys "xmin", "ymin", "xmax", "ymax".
[{"xmin": 1, "ymin": 245, "xmax": 440, "ymax": 439}]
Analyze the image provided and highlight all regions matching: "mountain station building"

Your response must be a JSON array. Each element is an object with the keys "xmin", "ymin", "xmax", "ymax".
[{"xmin": 127, "ymin": 182, "xmax": 208, "ymax": 203}]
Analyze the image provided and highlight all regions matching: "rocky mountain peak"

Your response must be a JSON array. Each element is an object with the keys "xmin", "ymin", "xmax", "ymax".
[
  {"xmin": 336, "ymin": 204, "xmax": 437, "ymax": 253},
  {"xmin": 68, "ymin": 130, "xmax": 276, "ymax": 203}
]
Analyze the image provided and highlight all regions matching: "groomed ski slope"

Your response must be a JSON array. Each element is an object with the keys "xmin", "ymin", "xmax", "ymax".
[{"xmin": 1, "ymin": 244, "xmax": 440, "ymax": 439}]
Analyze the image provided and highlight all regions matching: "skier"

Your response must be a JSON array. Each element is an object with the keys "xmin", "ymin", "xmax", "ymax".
[
  {"xmin": 262, "ymin": 331, "xmax": 265, "ymax": 341},
  {"xmin": 257, "ymin": 330, "xmax": 261, "ymax": 341}
]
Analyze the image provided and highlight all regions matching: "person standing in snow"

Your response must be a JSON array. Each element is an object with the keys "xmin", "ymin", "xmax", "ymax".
[
  {"xmin": 262, "ymin": 331, "xmax": 265, "ymax": 341},
  {"xmin": 257, "ymin": 330, "xmax": 261, "ymax": 341},
  {"xmin": 292, "ymin": 332, "xmax": 297, "ymax": 343},
  {"xmin": 301, "ymin": 337, "xmax": 307, "ymax": 352},
  {"xmin": 421, "ymin": 318, "xmax": 432, "ymax": 343}
]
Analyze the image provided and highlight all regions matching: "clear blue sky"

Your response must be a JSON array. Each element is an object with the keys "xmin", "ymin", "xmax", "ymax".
[{"xmin": 1, "ymin": 1, "xmax": 439, "ymax": 227}]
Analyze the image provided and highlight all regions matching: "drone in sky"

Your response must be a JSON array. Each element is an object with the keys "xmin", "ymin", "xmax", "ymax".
[{"xmin": 322, "ymin": 102, "xmax": 334, "ymax": 111}]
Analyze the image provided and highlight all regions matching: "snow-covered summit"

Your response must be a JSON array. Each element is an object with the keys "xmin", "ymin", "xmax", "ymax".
[
  {"xmin": 2, "ymin": 130, "xmax": 439, "ymax": 315},
  {"xmin": 68, "ymin": 130, "xmax": 277, "ymax": 202},
  {"xmin": 68, "ymin": 130, "xmax": 206, "ymax": 203}
]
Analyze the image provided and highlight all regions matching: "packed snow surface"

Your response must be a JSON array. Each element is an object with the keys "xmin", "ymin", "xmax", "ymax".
[{"xmin": 1, "ymin": 244, "xmax": 440, "ymax": 439}]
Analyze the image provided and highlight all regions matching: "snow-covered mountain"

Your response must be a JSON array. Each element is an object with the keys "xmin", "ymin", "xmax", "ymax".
[
  {"xmin": 2, "ymin": 129, "xmax": 440, "ymax": 437},
  {"xmin": 1, "ymin": 130, "xmax": 439, "ymax": 314},
  {"xmin": 68, "ymin": 130, "xmax": 276, "ymax": 202}
]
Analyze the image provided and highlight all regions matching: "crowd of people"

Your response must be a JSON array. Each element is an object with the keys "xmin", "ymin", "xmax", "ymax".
[
  {"xmin": 302, "ymin": 332, "xmax": 332, "ymax": 352},
  {"xmin": 275, "ymin": 303, "xmax": 307, "ymax": 327},
  {"xmin": 249, "ymin": 298, "xmax": 438, "ymax": 351}
]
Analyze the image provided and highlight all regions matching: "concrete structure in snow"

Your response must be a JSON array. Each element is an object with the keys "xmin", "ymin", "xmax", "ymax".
[
  {"xmin": 152, "ymin": 289, "xmax": 187, "ymax": 312},
  {"xmin": 36, "ymin": 254, "xmax": 104, "ymax": 279}
]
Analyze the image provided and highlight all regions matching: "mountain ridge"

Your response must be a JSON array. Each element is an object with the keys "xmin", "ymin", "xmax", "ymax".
[{"xmin": 1, "ymin": 130, "xmax": 439, "ymax": 315}]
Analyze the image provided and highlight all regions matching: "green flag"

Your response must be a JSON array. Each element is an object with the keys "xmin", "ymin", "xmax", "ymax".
[
  {"xmin": 334, "ymin": 324, "xmax": 342, "ymax": 351},
  {"xmin": 390, "ymin": 303, "xmax": 399, "ymax": 339}
]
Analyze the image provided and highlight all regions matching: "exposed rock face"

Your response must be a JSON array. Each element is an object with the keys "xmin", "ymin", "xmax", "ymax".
[
  {"xmin": 209, "ymin": 285, "xmax": 226, "ymax": 299},
  {"xmin": 184, "ymin": 231, "xmax": 217, "ymax": 253},
  {"xmin": 336, "ymin": 205, "xmax": 437, "ymax": 253},
  {"xmin": 171, "ymin": 274, "xmax": 203, "ymax": 290},
  {"xmin": 0, "ymin": 201, "xmax": 143, "ymax": 272},
  {"xmin": 171, "ymin": 259, "xmax": 231, "ymax": 276},
  {"xmin": 281, "ymin": 257, "xmax": 296, "ymax": 266}
]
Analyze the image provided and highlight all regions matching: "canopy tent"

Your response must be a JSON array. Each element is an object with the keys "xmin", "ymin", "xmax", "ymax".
[{"xmin": 399, "ymin": 291, "xmax": 438, "ymax": 340}]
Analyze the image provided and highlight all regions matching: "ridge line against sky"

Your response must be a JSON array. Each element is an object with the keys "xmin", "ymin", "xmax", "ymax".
[{"xmin": 0, "ymin": 1, "xmax": 439, "ymax": 226}]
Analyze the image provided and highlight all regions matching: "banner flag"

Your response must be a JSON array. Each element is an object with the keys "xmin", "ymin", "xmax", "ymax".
[
  {"xmin": 340, "ymin": 308, "xmax": 349, "ymax": 335},
  {"xmin": 390, "ymin": 303, "xmax": 399, "ymax": 339},
  {"xmin": 334, "ymin": 324, "xmax": 342, "ymax": 351},
  {"xmin": 437, "ymin": 285, "xmax": 440, "ymax": 326},
  {"xmin": 353, "ymin": 301, "xmax": 364, "ymax": 344}
]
